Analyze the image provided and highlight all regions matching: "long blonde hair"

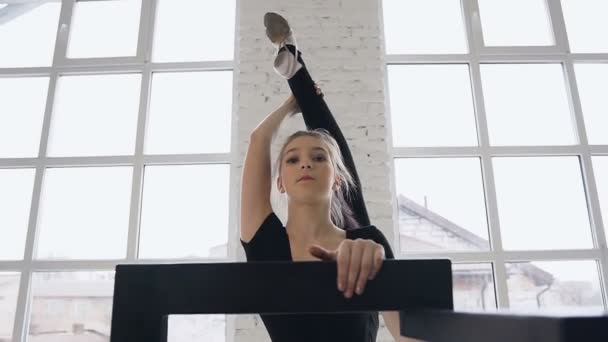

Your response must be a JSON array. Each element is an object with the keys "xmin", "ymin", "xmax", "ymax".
[{"xmin": 273, "ymin": 129, "xmax": 359, "ymax": 229}]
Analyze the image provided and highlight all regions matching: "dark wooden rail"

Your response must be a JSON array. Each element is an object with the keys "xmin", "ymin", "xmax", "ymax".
[
  {"xmin": 110, "ymin": 259, "xmax": 453, "ymax": 341},
  {"xmin": 400, "ymin": 308, "xmax": 608, "ymax": 342}
]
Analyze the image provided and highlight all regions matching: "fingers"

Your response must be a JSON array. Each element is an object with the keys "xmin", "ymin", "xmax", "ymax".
[
  {"xmin": 314, "ymin": 82, "xmax": 323, "ymax": 97},
  {"xmin": 344, "ymin": 240, "xmax": 363, "ymax": 298},
  {"xmin": 369, "ymin": 246, "xmax": 385, "ymax": 280},
  {"xmin": 336, "ymin": 240, "xmax": 385, "ymax": 299},
  {"xmin": 356, "ymin": 245, "xmax": 374, "ymax": 295},
  {"xmin": 336, "ymin": 241, "xmax": 351, "ymax": 293}
]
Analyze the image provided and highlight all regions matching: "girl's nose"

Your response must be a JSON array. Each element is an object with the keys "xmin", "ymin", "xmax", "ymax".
[{"xmin": 301, "ymin": 164, "xmax": 311, "ymax": 169}]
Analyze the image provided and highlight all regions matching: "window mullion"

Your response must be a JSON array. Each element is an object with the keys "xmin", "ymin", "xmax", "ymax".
[
  {"xmin": 126, "ymin": 64, "xmax": 151, "ymax": 261},
  {"xmin": 546, "ymin": 0, "xmax": 571, "ymax": 53},
  {"xmin": 52, "ymin": 0, "xmax": 74, "ymax": 68}
]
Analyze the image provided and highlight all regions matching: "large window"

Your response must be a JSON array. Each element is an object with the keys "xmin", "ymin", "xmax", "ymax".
[
  {"xmin": 0, "ymin": 1, "xmax": 236, "ymax": 341},
  {"xmin": 384, "ymin": 0, "xmax": 607, "ymax": 312}
]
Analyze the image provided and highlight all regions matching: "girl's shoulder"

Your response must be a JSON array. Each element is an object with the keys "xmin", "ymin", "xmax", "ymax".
[{"xmin": 346, "ymin": 224, "xmax": 379, "ymax": 238}]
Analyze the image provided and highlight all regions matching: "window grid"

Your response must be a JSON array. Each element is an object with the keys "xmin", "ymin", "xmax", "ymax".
[
  {"xmin": 384, "ymin": 0, "xmax": 608, "ymax": 309},
  {"xmin": 0, "ymin": 1, "xmax": 237, "ymax": 341}
]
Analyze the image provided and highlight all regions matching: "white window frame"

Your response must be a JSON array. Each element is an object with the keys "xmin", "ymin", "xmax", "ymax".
[
  {"xmin": 0, "ymin": 1, "xmax": 240, "ymax": 341},
  {"xmin": 382, "ymin": 0, "xmax": 608, "ymax": 309}
]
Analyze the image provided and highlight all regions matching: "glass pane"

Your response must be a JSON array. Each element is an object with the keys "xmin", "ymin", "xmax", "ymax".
[
  {"xmin": 36, "ymin": 167, "xmax": 132, "ymax": 260},
  {"xmin": 480, "ymin": 64, "xmax": 575, "ymax": 146},
  {"xmin": 0, "ymin": 272, "xmax": 20, "ymax": 341},
  {"xmin": 493, "ymin": 157, "xmax": 593, "ymax": 250},
  {"xmin": 507, "ymin": 260, "xmax": 604, "ymax": 311},
  {"xmin": 168, "ymin": 315, "xmax": 226, "ymax": 342},
  {"xmin": 394, "ymin": 158, "xmax": 490, "ymax": 252},
  {"xmin": 139, "ymin": 164, "xmax": 230, "ymax": 259},
  {"xmin": 0, "ymin": 2, "xmax": 61, "ymax": 67},
  {"xmin": 152, "ymin": 0, "xmax": 235, "ymax": 62},
  {"xmin": 146, "ymin": 71, "xmax": 232, "ymax": 154},
  {"xmin": 0, "ymin": 77, "xmax": 49, "ymax": 158},
  {"xmin": 28, "ymin": 271, "xmax": 114, "ymax": 341},
  {"xmin": 592, "ymin": 156, "xmax": 608, "ymax": 245},
  {"xmin": 574, "ymin": 64, "xmax": 608, "ymax": 145},
  {"xmin": 383, "ymin": 0, "xmax": 467, "ymax": 54},
  {"xmin": 67, "ymin": 0, "xmax": 142, "ymax": 58},
  {"xmin": 453, "ymin": 264, "xmax": 496, "ymax": 311},
  {"xmin": 48, "ymin": 74, "xmax": 141, "ymax": 157},
  {"xmin": 561, "ymin": 0, "xmax": 608, "ymax": 53},
  {"xmin": 388, "ymin": 65, "xmax": 477, "ymax": 147},
  {"xmin": 0, "ymin": 168, "xmax": 35, "ymax": 260},
  {"xmin": 478, "ymin": 0, "xmax": 554, "ymax": 46}
]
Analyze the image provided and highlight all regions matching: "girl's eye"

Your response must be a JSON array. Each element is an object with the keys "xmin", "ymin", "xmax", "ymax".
[
  {"xmin": 314, "ymin": 155, "xmax": 326, "ymax": 161},
  {"xmin": 286, "ymin": 157, "xmax": 298, "ymax": 164}
]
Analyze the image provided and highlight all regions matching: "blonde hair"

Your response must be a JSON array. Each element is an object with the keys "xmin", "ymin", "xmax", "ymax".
[{"xmin": 273, "ymin": 129, "xmax": 359, "ymax": 229}]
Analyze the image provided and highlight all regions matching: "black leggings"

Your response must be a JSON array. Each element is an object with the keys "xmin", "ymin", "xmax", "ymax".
[{"xmin": 281, "ymin": 44, "xmax": 370, "ymax": 229}]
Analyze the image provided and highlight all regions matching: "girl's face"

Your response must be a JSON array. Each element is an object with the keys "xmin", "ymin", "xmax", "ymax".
[{"xmin": 277, "ymin": 136, "xmax": 337, "ymax": 203}]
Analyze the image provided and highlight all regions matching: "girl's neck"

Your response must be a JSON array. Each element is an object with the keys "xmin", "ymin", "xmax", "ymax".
[{"xmin": 285, "ymin": 201, "xmax": 342, "ymax": 243}]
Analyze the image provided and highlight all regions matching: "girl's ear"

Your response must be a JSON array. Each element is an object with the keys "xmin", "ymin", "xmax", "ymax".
[
  {"xmin": 333, "ymin": 177, "xmax": 341, "ymax": 191},
  {"xmin": 277, "ymin": 176, "xmax": 284, "ymax": 193}
]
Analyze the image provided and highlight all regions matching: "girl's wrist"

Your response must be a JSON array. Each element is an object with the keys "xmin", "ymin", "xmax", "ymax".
[{"xmin": 273, "ymin": 105, "xmax": 292, "ymax": 119}]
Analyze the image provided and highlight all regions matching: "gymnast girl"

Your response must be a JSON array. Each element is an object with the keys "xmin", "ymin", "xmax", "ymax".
[{"xmin": 240, "ymin": 12, "xmax": 421, "ymax": 342}]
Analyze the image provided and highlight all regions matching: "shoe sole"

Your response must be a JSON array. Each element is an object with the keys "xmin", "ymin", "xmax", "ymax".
[{"xmin": 264, "ymin": 12, "xmax": 290, "ymax": 44}]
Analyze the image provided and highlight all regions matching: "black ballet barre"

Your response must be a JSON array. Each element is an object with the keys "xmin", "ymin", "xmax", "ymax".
[
  {"xmin": 400, "ymin": 308, "xmax": 608, "ymax": 342},
  {"xmin": 109, "ymin": 259, "xmax": 453, "ymax": 342}
]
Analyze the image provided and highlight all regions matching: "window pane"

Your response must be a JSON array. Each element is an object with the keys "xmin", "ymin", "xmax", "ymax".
[
  {"xmin": 0, "ymin": 2, "xmax": 61, "ymax": 67},
  {"xmin": 383, "ymin": 0, "xmax": 467, "ymax": 54},
  {"xmin": 0, "ymin": 77, "xmax": 49, "ymax": 158},
  {"xmin": 493, "ymin": 157, "xmax": 593, "ymax": 250},
  {"xmin": 48, "ymin": 74, "xmax": 141, "ymax": 157},
  {"xmin": 28, "ymin": 271, "xmax": 114, "ymax": 341},
  {"xmin": 507, "ymin": 261, "xmax": 603, "ymax": 311},
  {"xmin": 67, "ymin": 0, "xmax": 142, "ymax": 58},
  {"xmin": 388, "ymin": 65, "xmax": 477, "ymax": 147},
  {"xmin": 592, "ymin": 156, "xmax": 608, "ymax": 245},
  {"xmin": 152, "ymin": 0, "xmax": 235, "ymax": 62},
  {"xmin": 168, "ymin": 315, "xmax": 226, "ymax": 342},
  {"xmin": 146, "ymin": 71, "xmax": 232, "ymax": 154},
  {"xmin": 0, "ymin": 272, "xmax": 20, "ymax": 341},
  {"xmin": 394, "ymin": 158, "xmax": 490, "ymax": 252},
  {"xmin": 0, "ymin": 168, "xmax": 35, "ymax": 260},
  {"xmin": 480, "ymin": 64, "xmax": 575, "ymax": 146},
  {"xmin": 453, "ymin": 264, "xmax": 496, "ymax": 311},
  {"xmin": 574, "ymin": 64, "xmax": 608, "ymax": 145},
  {"xmin": 478, "ymin": 0, "xmax": 554, "ymax": 46},
  {"xmin": 36, "ymin": 167, "xmax": 132, "ymax": 260},
  {"xmin": 561, "ymin": 0, "xmax": 608, "ymax": 53},
  {"xmin": 139, "ymin": 164, "xmax": 229, "ymax": 259}
]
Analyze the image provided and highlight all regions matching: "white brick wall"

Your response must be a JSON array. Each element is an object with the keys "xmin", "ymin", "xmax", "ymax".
[{"xmin": 232, "ymin": 0, "xmax": 397, "ymax": 340}]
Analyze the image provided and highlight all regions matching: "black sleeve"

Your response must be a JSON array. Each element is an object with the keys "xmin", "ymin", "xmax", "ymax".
[
  {"xmin": 287, "ymin": 67, "xmax": 370, "ymax": 228},
  {"xmin": 240, "ymin": 212, "xmax": 291, "ymax": 262}
]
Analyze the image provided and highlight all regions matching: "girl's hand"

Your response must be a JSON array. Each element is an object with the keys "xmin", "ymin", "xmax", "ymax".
[
  {"xmin": 279, "ymin": 83, "xmax": 322, "ymax": 117},
  {"xmin": 280, "ymin": 93, "xmax": 300, "ymax": 117},
  {"xmin": 314, "ymin": 82, "xmax": 324, "ymax": 97},
  {"xmin": 309, "ymin": 239, "xmax": 385, "ymax": 298}
]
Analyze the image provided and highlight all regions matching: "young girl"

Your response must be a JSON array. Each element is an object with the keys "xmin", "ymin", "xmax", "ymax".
[{"xmin": 239, "ymin": 12, "xmax": 420, "ymax": 342}]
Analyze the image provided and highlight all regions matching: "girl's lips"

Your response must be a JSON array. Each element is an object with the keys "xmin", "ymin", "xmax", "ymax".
[{"xmin": 298, "ymin": 176, "xmax": 315, "ymax": 182}]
